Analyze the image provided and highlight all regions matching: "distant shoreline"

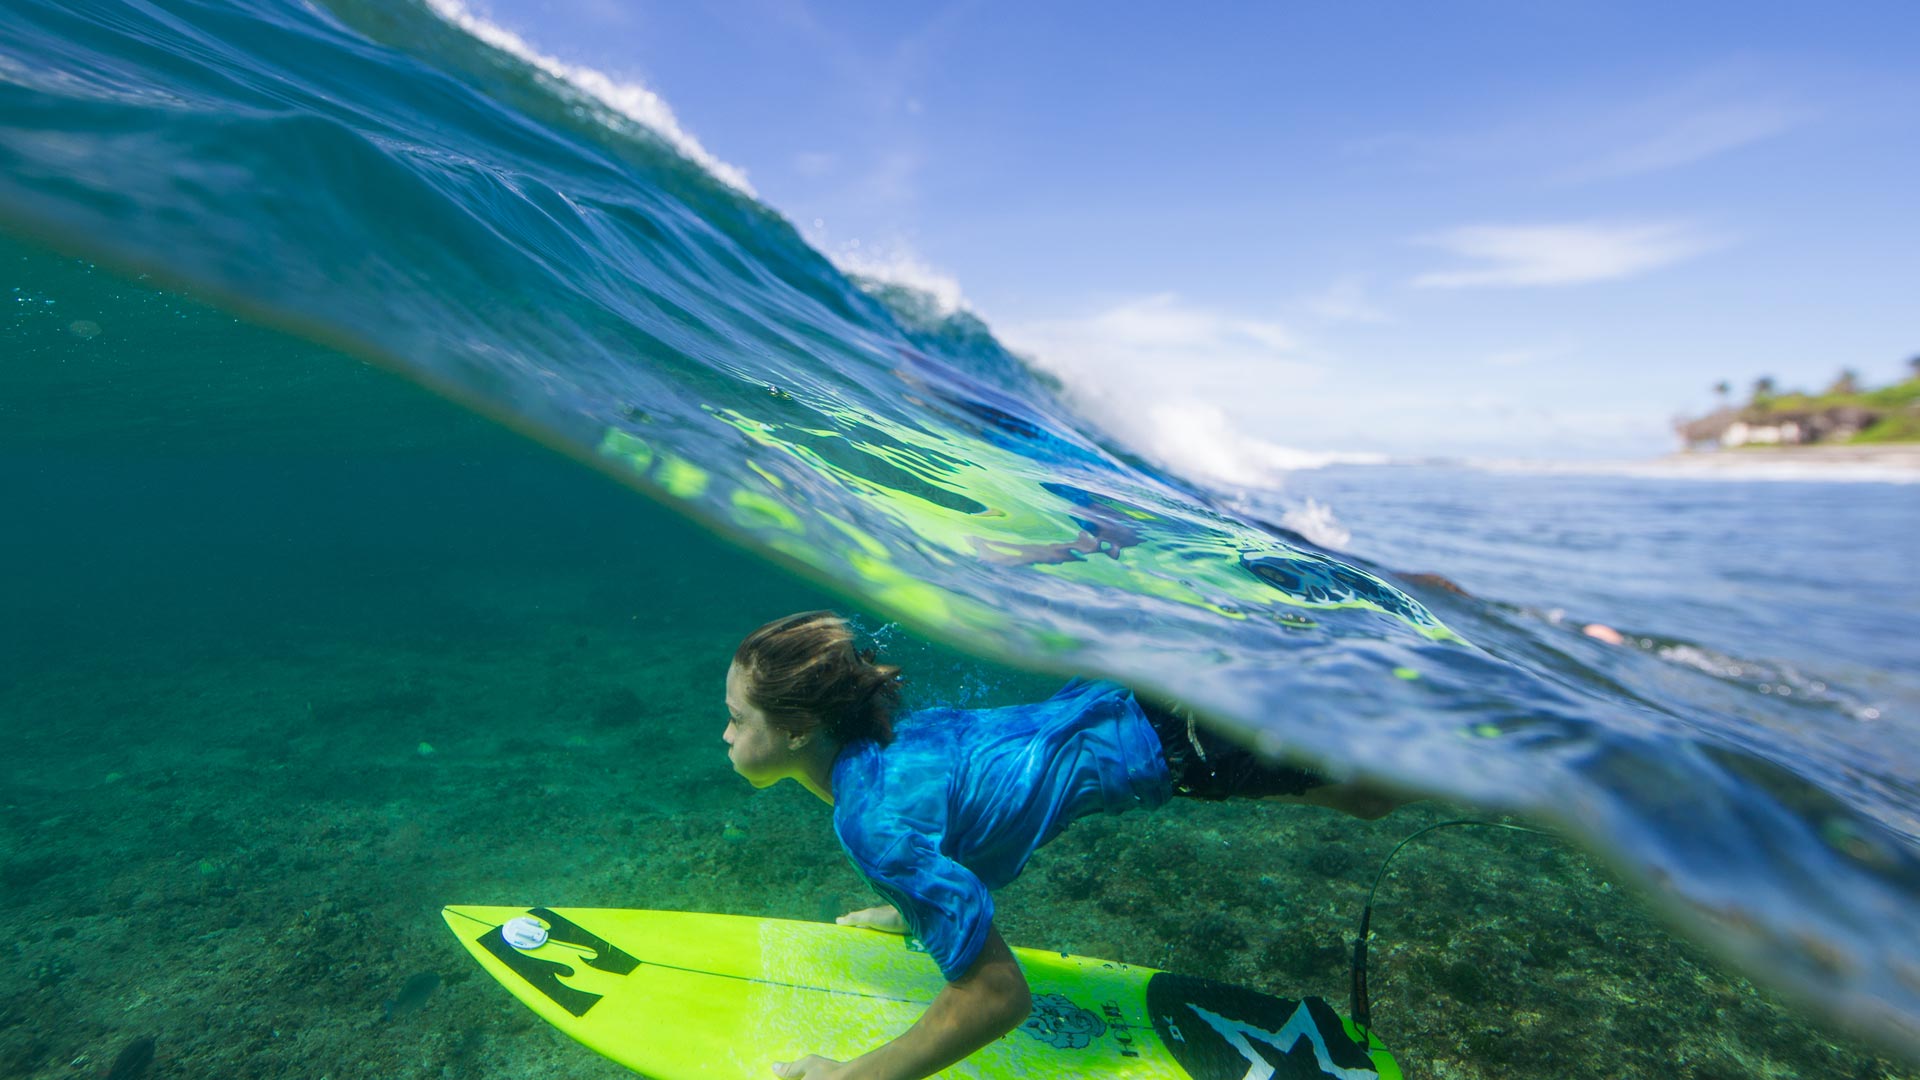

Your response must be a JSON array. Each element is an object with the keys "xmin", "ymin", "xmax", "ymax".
[
  {"xmin": 1658, "ymin": 443, "xmax": 1920, "ymax": 471},
  {"xmin": 1458, "ymin": 443, "xmax": 1919, "ymax": 483}
]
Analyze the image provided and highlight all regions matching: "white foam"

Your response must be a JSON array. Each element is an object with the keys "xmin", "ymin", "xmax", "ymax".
[
  {"xmin": 1278, "ymin": 498, "xmax": 1353, "ymax": 551},
  {"xmin": 829, "ymin": 243, "xmax": 967, "ymax": 318},
  {"xmin": 1655, "ymin": 643, "xmax": 1748, "ymax": 680},
  {"xmin": 419, "ymin": 0, "xmax": 754, "ymax": 195},
  {"xmin": 1118, "ymin": 401, "xmax": 1388, "ymax": 489}
]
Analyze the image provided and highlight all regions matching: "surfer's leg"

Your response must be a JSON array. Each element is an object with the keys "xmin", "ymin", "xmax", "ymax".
[
  {"xmin": 1261, "ymin": 782, "xmax": 1406, "ymax": 820},
  {"xmin": 1137, "ymin": 694, "xmax": 1407, "ymax": 818}
]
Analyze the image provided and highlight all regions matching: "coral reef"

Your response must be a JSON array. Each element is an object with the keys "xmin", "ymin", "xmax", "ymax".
[
  {"xmin": 0, "ymin": 441, "xmax": 1911, "ymax": 1080},
  {"xmin": 1, "ymin": 611, "xmax": 1912, "ymax": 1080}
]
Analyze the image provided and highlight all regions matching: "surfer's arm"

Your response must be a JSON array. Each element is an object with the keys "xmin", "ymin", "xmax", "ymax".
[
  {"xmin": 852, "ymin": 923, "xmax": 1030, "ymax": 1080},
  {"xmin": 770, "ymin": 925, "xmax": 1029, "ymax": 1080}
]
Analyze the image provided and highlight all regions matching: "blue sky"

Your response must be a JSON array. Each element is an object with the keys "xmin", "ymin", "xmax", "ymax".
[{"xmin": 465, "ymin": 0, "xmax": 1918, "ymax": 466}]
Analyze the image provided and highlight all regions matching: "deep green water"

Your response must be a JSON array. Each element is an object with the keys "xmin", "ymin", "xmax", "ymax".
[{"xmin": 3, "ymin": 0, "xmax": 1919, "ymax": 1074}]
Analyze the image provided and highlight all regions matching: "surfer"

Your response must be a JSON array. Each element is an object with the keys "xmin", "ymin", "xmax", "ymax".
[{"xmin": 723, "ymin": 611, "xmax": 1404, "ymax": 1080}]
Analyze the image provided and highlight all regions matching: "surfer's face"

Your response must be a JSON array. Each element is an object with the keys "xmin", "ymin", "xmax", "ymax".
[{"xmin": 724, "ymin": 662, "xmax": 802, "ymax": 788}]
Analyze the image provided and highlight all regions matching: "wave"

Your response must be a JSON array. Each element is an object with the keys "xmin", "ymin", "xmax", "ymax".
[{"xmin": 416, "ymin": 0, "xmax": 752, "ymax": 195}]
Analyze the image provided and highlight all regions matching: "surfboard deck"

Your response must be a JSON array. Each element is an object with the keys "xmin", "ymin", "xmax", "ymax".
[{"xmin": 443, "ymin": 905, "xmax": 1398, "ymax": 1080}]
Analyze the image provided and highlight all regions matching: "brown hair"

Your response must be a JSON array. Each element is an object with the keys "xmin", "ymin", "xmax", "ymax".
[{"xmin": 733, "ymin": 611, "xmax": 901, "ymax": 746}]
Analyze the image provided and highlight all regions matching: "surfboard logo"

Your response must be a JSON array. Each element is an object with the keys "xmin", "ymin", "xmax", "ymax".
[
  {"xmin": 1146, "ymin": 974, "xmax": 1379, "ymax": 1080},
  {"xmin": 476, "ymin": 908, "xmax": 641, "ymax": 1018},
  {"xmin": 1019, "ymin": 992, "xmax": 1107, "ymax": 1049}
]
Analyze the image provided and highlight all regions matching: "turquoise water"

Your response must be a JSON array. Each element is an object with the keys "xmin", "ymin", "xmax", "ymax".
[{"xmin": 3, "ymin": 0, "xmax": 1918, "ymax": 1075}]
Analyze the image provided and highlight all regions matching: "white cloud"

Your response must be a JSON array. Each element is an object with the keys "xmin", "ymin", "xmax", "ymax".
[
  {"xmin": 995, "ymin": 294, "xmax": 1689, "ymax": 468},
  {"xmin": 859, "ymin": 149, "xmax": 923, "ymax": 206},
  {"xmin": 1293, "ymin": 389, "xmax": 1680, "ymax": 461},
  {"xmin": 1484, "ymin": 348, "xmax": 1540, "ymax": 368},
  {"xmin": 1449, "ymin": 402, "xmax": 1681, "ymax": 459},
  {"xmin": 1573, "ymin": 104, "xmax": 1807, "ymax": 181},
  {"xmin": 1301, "ymin": 276, "xmax": 1389, "ymax": 324},
  {"xmin": 1483, "ymin": 343, "xmax": 1572, "ymax": 368},
  {"xmin": 1344, "ymin": 64, "xmax": 1810, "ymax": 187},
  {"xmin": 1413, "ymin": 222, "xmax": 1717, "ymax": 289},
  {"xmin": 573, "ymin": 0, "xmax": 638, "ymax": 28},
  {"xmin": 1006, "ymin": 295, "xmax": 1306, "ymax": 385},
  {"xmin": 793, "ymin": 151, "xmax": 838, "ymax": 177}
]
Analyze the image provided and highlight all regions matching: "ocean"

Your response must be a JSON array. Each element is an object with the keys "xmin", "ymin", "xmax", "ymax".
[{"xmin": 2, "ymin": 1, "xmax": 1917, "ymax": 1078}]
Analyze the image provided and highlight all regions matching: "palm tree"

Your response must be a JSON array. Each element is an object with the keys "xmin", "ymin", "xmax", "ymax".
[
  {"xmin": 1827, "ymin": 368, "xmax": 1861, "ymax": 396},
  {"xmin": 1751, "ymin": 376, "xmax": 1776, "ymax": 403},
  {"xmin": 1713, "ymin": 380, "xmax": 1731, "ymax": 405}
]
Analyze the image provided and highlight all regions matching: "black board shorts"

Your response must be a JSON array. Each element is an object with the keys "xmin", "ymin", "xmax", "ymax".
[{"xmin": 1138, "ymin": 696, "xmax": 1330, "ymax": 801}]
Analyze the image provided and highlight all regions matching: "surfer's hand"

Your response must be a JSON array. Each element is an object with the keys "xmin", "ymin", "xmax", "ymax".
[
  {"xmin": 836, "ymin": 905, "xmax": 906, "ymax": 934},
  {"xmin": 771, "ymin": 1054, "xmax": 846, "ymax": 1079}
]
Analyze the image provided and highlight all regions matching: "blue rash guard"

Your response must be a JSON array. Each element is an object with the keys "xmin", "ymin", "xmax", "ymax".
[{"xmin": 830, "ymin": 678, "xmax": 1172, "ymax": 982}]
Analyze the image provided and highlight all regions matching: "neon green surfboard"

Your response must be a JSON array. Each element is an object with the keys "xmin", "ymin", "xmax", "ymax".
[{"xmin": 442, "ymin": 905, "xmax": 1398, "ymax": 1080}]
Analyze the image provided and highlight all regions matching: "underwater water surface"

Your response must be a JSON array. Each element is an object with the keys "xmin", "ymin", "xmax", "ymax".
[{"xmin": 2, "ymin": 0, "xmax": 1919, "ymax": 1076}]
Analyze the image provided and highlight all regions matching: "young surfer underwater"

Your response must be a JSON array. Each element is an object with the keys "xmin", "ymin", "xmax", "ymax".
[{"xmin": 723, "ymin": 611, "xmax": 1405, "ymax": 1080}]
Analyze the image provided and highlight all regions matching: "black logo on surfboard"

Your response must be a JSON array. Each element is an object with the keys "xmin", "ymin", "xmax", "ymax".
[
  {"xmin": 478, "ymin": 908, "xmax": 640, "ymax": 1018},
  {"xmin": 1020, "ymin": 993, "xmax": 1108, "ymax": 1049},
  {"xmin": 1146, "ymin": 974, "xmax": 1378, "ymax": 1079}
]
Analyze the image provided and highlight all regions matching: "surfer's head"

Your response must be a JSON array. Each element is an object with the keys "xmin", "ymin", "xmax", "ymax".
[{"xmin": 726, "ymin": 612, "xmax": 900, "ymax": 786}]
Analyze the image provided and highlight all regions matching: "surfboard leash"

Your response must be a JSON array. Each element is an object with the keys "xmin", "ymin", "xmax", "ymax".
[{"xmin": 1347, "ymin": 818, "xmax": 1557, "ymax": 1043}]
